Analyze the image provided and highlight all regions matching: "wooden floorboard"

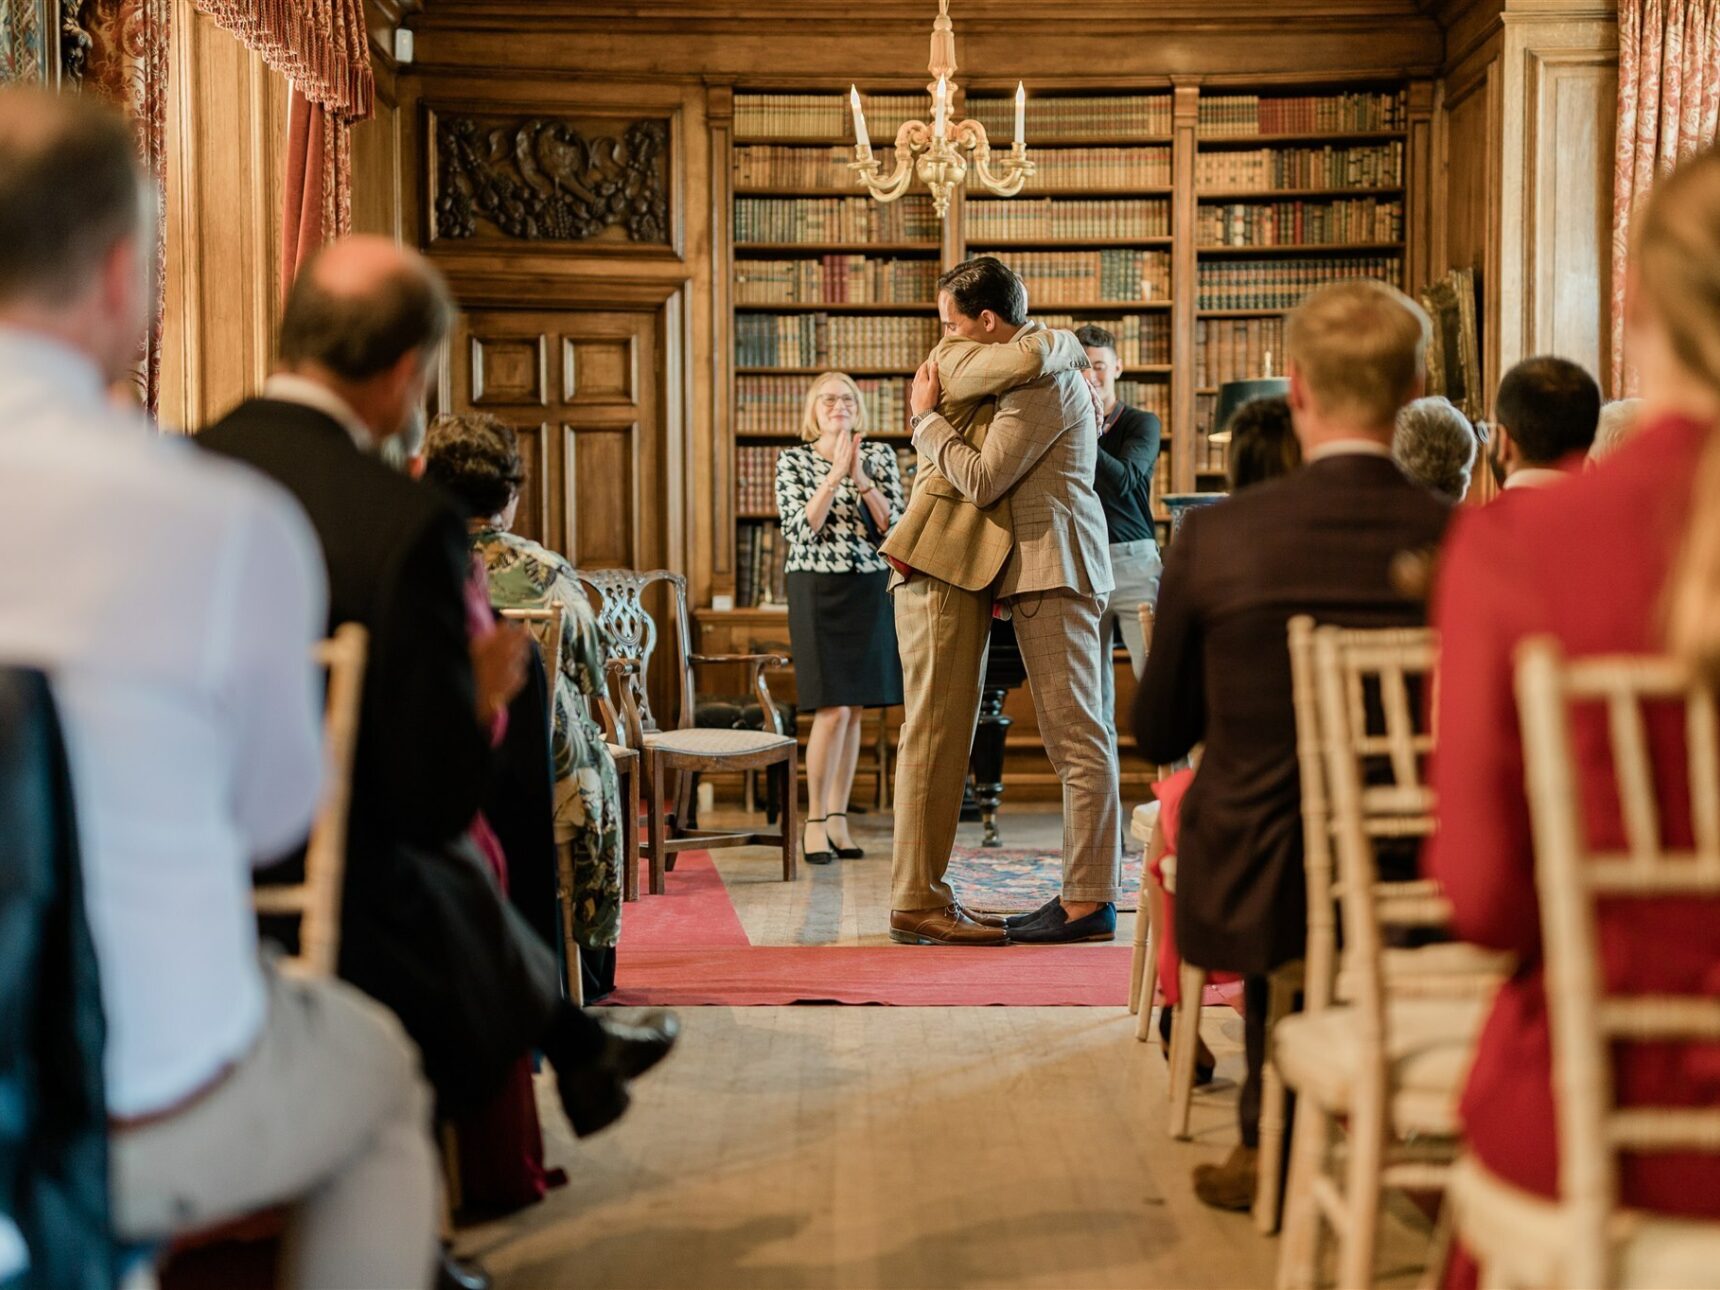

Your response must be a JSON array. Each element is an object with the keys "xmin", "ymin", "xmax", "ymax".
[{"xmin": 458, "ymin": 808, "xmax": 1433, "ymax": 1289}]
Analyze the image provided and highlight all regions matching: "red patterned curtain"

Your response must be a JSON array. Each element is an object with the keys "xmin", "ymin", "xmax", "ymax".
[
  {"xmin": 77, "ymin": 0, "xmax": 174, "ymax": 411},
  {"xmin": 187, "ymin": 0, "xmax": 374, "ymax": 294},
  {"xmin": 1612, "ymin": 0, "xmax": 1720, "ymax": 394}
]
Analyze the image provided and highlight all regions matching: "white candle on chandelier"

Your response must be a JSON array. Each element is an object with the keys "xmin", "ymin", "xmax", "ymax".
[
  {"xmin": 1014, "ymin": 82, "xmax": 1025, "ymax": 148},
  {"xmin": 849, "ymin": 85, "xmax": 870, "ymax": 150},
  {"xmin": 933, "ymin": 75, "xmax": 948, "ymax": 138}
]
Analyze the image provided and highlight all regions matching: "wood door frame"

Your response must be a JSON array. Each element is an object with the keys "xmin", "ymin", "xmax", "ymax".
[{"xmin": 436, "ymin": 271, "xmax": 691, "ymax": 585}]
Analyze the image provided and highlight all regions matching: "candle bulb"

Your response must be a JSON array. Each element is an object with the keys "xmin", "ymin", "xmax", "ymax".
[
  {"xmin": 849, "ymin": 85, "xmax": 870, "ymax": 150},
  {"xmin": 933, "ymin": 75, "xmax": 948, "ymax": 139},
  {"xmin": 1014, "ymin": 82, "xmax": 1025, "ymax": 148}
]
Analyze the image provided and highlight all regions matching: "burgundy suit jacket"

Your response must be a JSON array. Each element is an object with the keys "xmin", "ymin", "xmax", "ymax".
[{"xmin": 1426, "ymin": 413, "xmax": 1720, "ymax": 1211}]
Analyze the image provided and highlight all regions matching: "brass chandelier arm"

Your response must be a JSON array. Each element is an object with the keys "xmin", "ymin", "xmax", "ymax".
[
  {"xmin": 850, "ymin": 121, "xmax": 929, "ymax": 204},
  {"xmin": 952, "ymin": 118, "xmax": 1035, "ymax": 199}
]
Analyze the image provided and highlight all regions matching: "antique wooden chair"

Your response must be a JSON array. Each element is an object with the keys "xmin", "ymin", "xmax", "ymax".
[
  {"xmin": 1446, "ymin": 639, "xmax": 1720, "ymax": 1290},
  {"xmin": 1274, "ymin": 623, "xmax": 1503, "ymax": 1290},
  {"xmin": 575, "ymin": 568, "xmax": 797, "ymax": 895}
]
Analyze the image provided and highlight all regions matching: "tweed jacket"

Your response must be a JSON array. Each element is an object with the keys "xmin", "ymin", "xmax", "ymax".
[
  {"xmin": 879, "ymin": 325, "xmax": 1086, "ymax": 592},
  {"xmin": 913, "ymin": 322, "xmax": 1115, "ymax": 599}
]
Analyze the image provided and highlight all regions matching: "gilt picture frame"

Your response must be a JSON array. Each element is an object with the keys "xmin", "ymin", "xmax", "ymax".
[{"xmin": 1420, "ymin": 267, "xmax": 1482, "ymax": 421}]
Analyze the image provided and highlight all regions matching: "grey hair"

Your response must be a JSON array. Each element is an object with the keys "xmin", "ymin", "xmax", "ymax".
[
  {"xmin": 1393, "ymin": 395, "xmax": 1478, "ymax": 501},
  {"xmin": 1589, "ymin": 397, "xmax": 1646, "ymax": 462}
]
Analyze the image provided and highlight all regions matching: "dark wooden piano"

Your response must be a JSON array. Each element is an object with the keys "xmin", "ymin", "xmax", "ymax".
[{"xmin": 962, "ymin": 615, "xmax": 1027, "ymax": 847}]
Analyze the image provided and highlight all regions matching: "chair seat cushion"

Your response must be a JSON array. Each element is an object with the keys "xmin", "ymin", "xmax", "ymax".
[
  {"xmin": 1450, "ymin": 1152, "xmax": 1720, "ymax": 1290},
  {"xmin": 644, "ymin": 728, "xmax": 795, "ymax": 757},
  {"xmin": 1272, "ymin": 997, "xmax": 1488, "ymax": 1133},
  {"xmin": 1130, "ymin": 800, "xmax": 1161, "ymax": 844}
]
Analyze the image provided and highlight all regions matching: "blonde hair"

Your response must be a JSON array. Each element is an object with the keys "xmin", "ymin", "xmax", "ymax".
[
  {"xmin": 1642, "ymin": 150, "xmax": 1720, "ymax": 678},
  {"xmin": 800, "ymin": 371, "xmax": 868, "ymax": 442},
  {"xmin": 1285, "ymin": 279, "xmax": 1431, "ymax": 426}
]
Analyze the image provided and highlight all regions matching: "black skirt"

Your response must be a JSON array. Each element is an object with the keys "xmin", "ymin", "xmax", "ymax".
[{"xmin": 785, "ymin": 569, "xmax": 904, "ymax": 710}]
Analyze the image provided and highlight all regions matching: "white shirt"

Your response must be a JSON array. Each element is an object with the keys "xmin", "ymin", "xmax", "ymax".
[
  {"xmin": 0, "ymin": 329, "xmax": 327, "ymax": 1116},
  {"xmin": 1306, "ymin": 438, "xmax": 1395, "ymax": 462},
  {"xmin": 1503, "ymin": 466, "xmax": 1574, "ymax": 491}
]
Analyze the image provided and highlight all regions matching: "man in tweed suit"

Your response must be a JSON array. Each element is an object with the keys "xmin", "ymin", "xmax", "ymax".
[{"xmin": 888, "ymin": 257, "xmax": 1122, "ymax": 945}]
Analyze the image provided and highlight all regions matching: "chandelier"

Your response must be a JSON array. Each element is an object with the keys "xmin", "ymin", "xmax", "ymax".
[{"xmin": 847, "ymin": 1, "xmax": 1034, "ymax": 219}]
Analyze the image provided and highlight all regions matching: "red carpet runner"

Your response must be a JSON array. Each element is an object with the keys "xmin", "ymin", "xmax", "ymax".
[{"xmin": 609, "ymin": 852, "xmax": 1137, "ymax": 1007}]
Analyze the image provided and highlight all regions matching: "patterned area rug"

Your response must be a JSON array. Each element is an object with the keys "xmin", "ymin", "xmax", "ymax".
[{"xmin": 945, "ymin": 845, "xmax": 1144, "ymax": 914}]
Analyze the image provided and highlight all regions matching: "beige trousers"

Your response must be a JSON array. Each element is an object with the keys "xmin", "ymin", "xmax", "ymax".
[
  {"xmin": 1009, "ymin": 588, "xmax": 1124, "ymax": 903},
  {"xmin": 890, "ymin": 573, "xmax": 995, "ymax": 910},
  {"xmin": 110, "ymin": 961, "xmax": 439, "ymax": 1290}
]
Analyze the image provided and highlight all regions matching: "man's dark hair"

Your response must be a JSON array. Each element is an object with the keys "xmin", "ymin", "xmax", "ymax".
[
  {"xmin": 1494, "ymin": 355, "xmax": 1602, "ymax": 465},
  {"xmin": 278, "ymin": 249, "xmax": 454, "ymax": 381},
  {"xmin": 0, "ymin": 89, "xmax": 146, "ymax": 304},
  {"xmin": 422, "ymin": 412, "xmax": 524, "ymax": 519},
  {"xmin": 937, "ymin": 257, "xmax": 1028, "ymax": 327},
  {"xmin": 1226, "ymin": 396, "xmax": 1301, "ymax": 491},
  {"xmin": 1074, "ymin": 324, "xmax": 1117, "ymax": 353}
]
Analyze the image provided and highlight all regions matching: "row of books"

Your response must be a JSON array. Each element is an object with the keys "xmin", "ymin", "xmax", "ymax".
[
  {"xmin": 1197, "ymin": 199, "xmax": 1404, "ymax": 248},
  {"xmin": 1194, "ymin": 143, "xmax": 1404, "ymax": 192},
  {"xmin": 735, "ymin": 256, "xmax": 940, "ymax": 305},
  {"xmin": 735, "ymin": 314, "xmax": 941, "ymax": 369},
  {"xmin": 1196, "ymin": 317, "xmax": 1285, "ymax": 388},
  {"xmin": 1196, "ymin": 91, "xmax": 1407, "ymax": 137},
  {"xmin": 1037, "ymin": 312, "xmax": 1170, "ymax": 365},
  {"xmin": 735, "ymin": 93, "xmax": 922, "ymax": 141},
  {"xmin": 965, "ymin": 197, "xmax": 1169, "ymax": 241},
  {"xmin": 1116, "ymin": 380, "xmax": 1170, "ymax": 422},
  {"xmin": 1193, "ymin": 394, "xmax": 1232, "ymax": 470},
  {"xmin": 735, "ymin": 197, "xmax": 939, "ymax": 244},
  {"xmin": 1148, "ymin": 453, "xmax": 1174, "ymax": 521},
  {"xmin": 736, "ymin": 375, "xmax": 911, "ymax": 436},
  {"xmin": 990, "ymin": 249, "xmax": 1170, "ymax": 304},
  {"xmin": 968, "ymin": 95, "xmax": 1172, "ymax": 139},
  {"xmin": 735, "ymin": 143, "xmax": 1174, "ymax": 193},
  {"xmin": 1196, "ymin": 255, "xmax": 1400, "ymax": 311},
  {"xmin": 736, "ymin": 445, "xmax": 787, "ymax": 514},
  {"xmin": 736, "ymin": 522, "xmax": 790, "ymax": 607},
  {"xmin": 734, "ymin": 146, "xmax": 864, "ymax": 191}
]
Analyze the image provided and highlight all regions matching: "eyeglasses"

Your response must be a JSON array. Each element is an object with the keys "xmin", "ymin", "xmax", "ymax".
[{"xmin": 817, "ymin": 394, "xmax": 859, "ymax": 409}]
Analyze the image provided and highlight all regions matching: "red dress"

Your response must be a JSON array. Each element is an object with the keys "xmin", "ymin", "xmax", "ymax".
[
  {"xmin": 1426, "ymin": 414, "xmax": 1720, "ymax": 1258},
  {"xmin": 1148, "ymin": 770, "xmax": 1240, "ymax": 1006}
]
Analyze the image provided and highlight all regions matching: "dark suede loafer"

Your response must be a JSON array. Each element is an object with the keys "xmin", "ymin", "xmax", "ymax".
[
  {"xmin": 1009, "ymin": 901, "xmax": 1117, "ymax": 944},
  {"xmin": 1004, "ymin": 896, "xmax": 1060, "ymax": 930}
]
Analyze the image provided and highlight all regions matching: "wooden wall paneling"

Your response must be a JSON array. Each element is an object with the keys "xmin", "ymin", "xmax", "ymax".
[
  {"xmin": 1405, "ymin": 79, "xmax": 1438, "ymax": 297},
  {"xmin": 350, "ymin": 58, "xmax": 405, "ymax": 243},
  {"xmin": 707, "ymin": 83, "xmax": 736, "ymax": 604},
  {"xmin": 159, "ymin": 0, "xmax": 286, "ymax": 432},
  {"xmin": 1170, "ymin": 80, "xmax": 1199, "ymax": 495},
  {"xmin": 1435, "ymin": 35, "xmax": 1504, "ymax": 415}
]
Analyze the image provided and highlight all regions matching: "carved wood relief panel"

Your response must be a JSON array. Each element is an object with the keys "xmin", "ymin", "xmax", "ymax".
[{"xmin": 431, "ymin": 110, "xmax": 669, "ymax": 245}]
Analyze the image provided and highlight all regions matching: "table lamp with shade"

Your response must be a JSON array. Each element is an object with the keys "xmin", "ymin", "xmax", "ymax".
[{"xmin": 1209, "ymin": 376, "xmax": 1291, "ymax": 445}]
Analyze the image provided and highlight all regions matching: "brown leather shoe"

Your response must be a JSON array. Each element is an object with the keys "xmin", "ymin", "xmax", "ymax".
[
  {"xmin": 1192, "ymin": 1145, "xmax": 1258, "ymax": 1212},
  {"xmin": 889, "ymin": 904, "xmax": 1010, "ymax": 946},
  {"xmin": 954, "ymin": 903, "xmax": 1008, "ymax": 929}
]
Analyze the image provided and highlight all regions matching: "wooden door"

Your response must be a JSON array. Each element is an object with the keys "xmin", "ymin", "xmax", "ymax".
[{"xmin": 448, "ymin": 308, "xmax": 665, "ymax": 574}]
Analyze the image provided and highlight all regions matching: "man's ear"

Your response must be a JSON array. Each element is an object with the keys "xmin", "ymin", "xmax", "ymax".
[
  {"xmin": 979, "ymin": 309, "xmax": 1001, "ymax": 335},
  {"xmin": 1496, "ymin": 424, "xmax": 1520, "ymax": 468},
  {"xmin": 1287, "ymin": 361, "xmax": 1310, "ymax": 413}
]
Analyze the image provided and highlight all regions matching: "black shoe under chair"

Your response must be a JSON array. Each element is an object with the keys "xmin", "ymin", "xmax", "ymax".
[
  {"xmin": 827, "ymin": 812, "xmax": 864, "ymax": 859},
  {"xmin": 437, "ymin": 1249, "xmax": 492, "ymax": 1290},
  {"xmin": 555, "ymin": 1010, "xmax": 681, "ymax": 1138},
  {"xmin": 803, "ymin": 816, "xmax": 835, "ymax": 865},
  {"xmin": 1010, "ymin": 901, "xmax": 1118, "ymax": 944}
]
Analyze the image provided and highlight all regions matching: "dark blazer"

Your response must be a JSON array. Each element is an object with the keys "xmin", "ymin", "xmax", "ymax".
[
  {"xmin": 1094, "ymin": 404, "xmax": 1162, "ymax": 544},
  {"xmin": 200, "ymin": 400, "xmax": 558, "ymax": 1109},
  {"xmin": 1133, "ymin": 452, "xmax": 1450, "ymax": 974}
]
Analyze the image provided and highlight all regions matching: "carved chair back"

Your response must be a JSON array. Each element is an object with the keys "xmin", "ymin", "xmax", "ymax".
[{"xmin": 573, "ymin": 568, "xmax": 695, "ymax": 736}]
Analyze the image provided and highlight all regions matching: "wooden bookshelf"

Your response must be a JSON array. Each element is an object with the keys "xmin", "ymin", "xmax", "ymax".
[{"xmin": 722, "ymin": 81, "xmax": 1418, "ymax": 608}]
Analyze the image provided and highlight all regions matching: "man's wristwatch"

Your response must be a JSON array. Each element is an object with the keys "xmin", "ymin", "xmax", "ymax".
[{"xmin": 909, "ymin": 410, "xmax": 934, "ymax": 430}]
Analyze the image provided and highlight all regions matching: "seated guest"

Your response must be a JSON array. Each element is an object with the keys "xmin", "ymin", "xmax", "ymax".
[
  {"xmin": 1427, "ymin": 147, "xmax": 1720, "ymax": 1289},
  {"xmin": 0, "ymin": 90, "xmax": 438, "ymax": 1285},
  {"xmin": 197, "ymin": 239, "xmax": 677, "ymax": 1280},
  {"xmin": 1393, "ymin": 394, "xmax": 1479, "ymax": 501},
  {"xmin": 422, "ymin": 411, "xmax": 626, "ymax": 979},
  {"xmin": 1589, "ymin": 395, "xmax": 1647, "ymax": 462},
  {"xmin": 1133, "ymin": 280, "xmax": 1451, "ymax": 1210},
  {"xmin": 1224, "ymin": 394, "xmax": 1300, "ymax": 489},
  {"xmin": 1484, "ymin": 355, "xmax": 1601, "ymax": 492}
]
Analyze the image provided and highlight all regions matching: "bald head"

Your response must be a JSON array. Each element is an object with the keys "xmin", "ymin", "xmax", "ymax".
[{"xmin": 279, "ymin": 236, "xmax": 453, "ymax": 383}]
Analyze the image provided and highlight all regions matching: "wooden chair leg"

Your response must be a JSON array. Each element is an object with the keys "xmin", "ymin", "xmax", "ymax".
[
  {"xmin": 439, "ymin": 1122, "xmax": 463, "ymax": 1224},
  {"xmin": 1255, "ymin": 968, "xmax": 1299, "ymax": 1234},
  {"xmin": 556, "ymin": 839, "xmax": 584, "ymax": 1006},
  {"xmin": 1129, "ymin": 862, "xmax": 1153, "ymax": 1016},
  {"xmin": 779, "ymin": 747, "xmax": 799, "ymax": 882},
  {"xmin": 1168, "ymin": 962, "xmax": 1207, "ymax": 1140},
  {"xmin": 1134, "ymin": 880, "xmax": 1162, "ymax": 1041},
  {"xmin": 1276, "ymin": 1098, "xmax": 1330, "ymax": 1290},
  {"xmin": 1337, "ymin": 1087, "xmax": 1386, "ymax": 1290},
  {"xmin": 621, "ymin": 758, "xmax": 641, "ymax": 903},
  {"xmin": 647, "ymin": 752, "xmax": 668, "ymax": 896}
]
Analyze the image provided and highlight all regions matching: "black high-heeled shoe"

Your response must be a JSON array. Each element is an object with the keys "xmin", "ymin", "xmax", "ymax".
[
  {"xmin": 803, "ymin": 816, "xmax": 835, "ymax": 865},
  {"xmin": 1157, "ymin": 1003, "xmax": 1217, "ymax": 1086},
  {"xmin": 827, "ymin": 812, "xmax": 864, "ymax": 859}
]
